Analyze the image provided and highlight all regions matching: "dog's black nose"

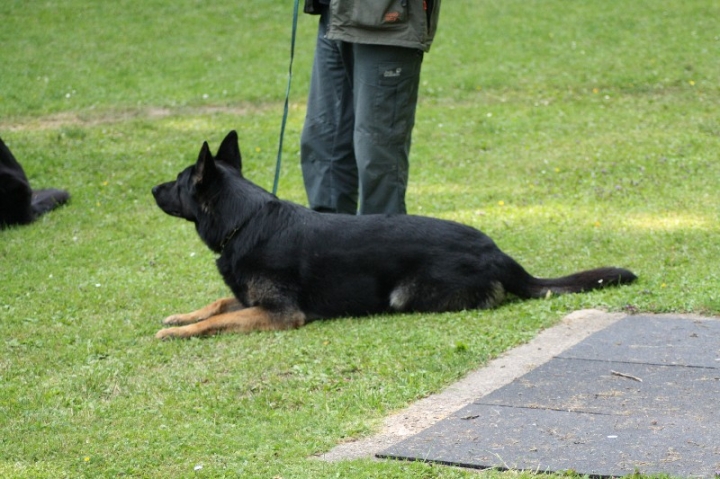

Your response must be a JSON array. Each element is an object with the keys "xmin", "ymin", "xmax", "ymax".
[{"xmin": 151, "ymin": 185, "xmax": 158, "ymax": 197}]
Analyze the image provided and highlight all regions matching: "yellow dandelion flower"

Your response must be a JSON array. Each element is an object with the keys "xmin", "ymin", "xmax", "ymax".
[{"xmin": 497, "ymin": 200, "xmax": 505, "ymax": 206}]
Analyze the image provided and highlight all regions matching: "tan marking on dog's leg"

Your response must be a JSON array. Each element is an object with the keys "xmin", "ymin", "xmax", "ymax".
[
  {"xmin": 161, "ymin": 297, "xmax": 242, "ymax": 326},
  {"xmin": 155, "ymin": 306, "xmax": 305, "ymax": 339}
]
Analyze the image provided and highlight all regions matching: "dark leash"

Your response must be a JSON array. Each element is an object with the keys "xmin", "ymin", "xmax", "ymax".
[{"xmin": 272, "ymin": 0, "xmax": 300, "ymax": 196}]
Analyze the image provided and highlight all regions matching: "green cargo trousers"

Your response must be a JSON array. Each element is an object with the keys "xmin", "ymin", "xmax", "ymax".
[{"xmin": 300, "ymin": 7, "xmax": 424, "ymax": 215}]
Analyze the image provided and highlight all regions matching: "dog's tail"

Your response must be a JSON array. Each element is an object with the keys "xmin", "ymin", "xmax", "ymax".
[
  {"xmin": 503, "ymin": 260, "xmax": 637, "ymax": 299},
  {"xmin": 31, "ymin": 188, "xmax": 71, "ymax": 217}
]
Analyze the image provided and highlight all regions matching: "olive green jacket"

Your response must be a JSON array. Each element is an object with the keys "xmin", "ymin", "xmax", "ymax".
[{"xmin": 304, "ymin": 0, "xmax": 441, "ymax": 52}]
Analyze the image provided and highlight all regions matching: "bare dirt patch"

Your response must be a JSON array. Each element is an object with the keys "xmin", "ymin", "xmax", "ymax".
[{"xmin": 0, "ymin": 104, "xmax": 267, "ymax": 132}]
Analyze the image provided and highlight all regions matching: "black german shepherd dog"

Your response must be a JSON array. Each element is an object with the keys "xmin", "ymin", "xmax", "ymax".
[
  {"xmin": 151, "ymin": 131, "xmax": 636, "ymax": 339},
  {"xmin": 0, "ymin": 137, "xmax": 70, "ymax": 229}
]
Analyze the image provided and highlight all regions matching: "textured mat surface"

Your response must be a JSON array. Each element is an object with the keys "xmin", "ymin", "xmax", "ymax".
[{"xmin": 378, "ymin": 315, "xmax": 720, "ymax": 477}]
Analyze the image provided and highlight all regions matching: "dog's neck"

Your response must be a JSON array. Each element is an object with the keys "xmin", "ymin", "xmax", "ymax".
[
  {"xmin": 219, "ymin": 225, "xmax": 241, "ymax": 253},
  {"xmin": 213, "ymin": 197, "xmax": 275, "ymax": 254}
]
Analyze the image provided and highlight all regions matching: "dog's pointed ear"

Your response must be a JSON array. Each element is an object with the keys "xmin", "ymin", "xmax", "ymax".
[
  {"xmin": 194, "ymin": 141, "xmax": 217, "ymax": 184},
  {"xmin": 215, "ymin": 130, "xmax": 242, "ymax": 173}
]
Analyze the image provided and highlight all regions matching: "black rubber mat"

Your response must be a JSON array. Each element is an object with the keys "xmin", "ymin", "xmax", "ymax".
[{"xmin": 378, "ymin": 315, "xmax": 720, "ymax": 477}]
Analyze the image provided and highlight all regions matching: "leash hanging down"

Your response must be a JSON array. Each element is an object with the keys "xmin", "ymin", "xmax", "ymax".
[{"xmin": 272, "ymin": 0, "xmax": 300, "ymax": 196}]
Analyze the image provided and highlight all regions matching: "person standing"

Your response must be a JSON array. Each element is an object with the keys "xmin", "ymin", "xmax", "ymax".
[{"xmin": 301, "ymin": 0, "xmax": 441, "ymax": 215}]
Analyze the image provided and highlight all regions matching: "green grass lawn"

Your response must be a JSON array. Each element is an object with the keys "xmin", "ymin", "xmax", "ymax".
[{"xmin": 1, "ymin": 0, "xmax": 719, "ymax": 477}]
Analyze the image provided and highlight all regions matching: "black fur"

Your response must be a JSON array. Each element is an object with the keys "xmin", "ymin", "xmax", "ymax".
[
  {"xmin": 152, "ymin": 131, "xmax": 636, "ymax": 324},
  {"xmin": 0, "ymin": 137, "xmax": 70, "ymax": 228}
]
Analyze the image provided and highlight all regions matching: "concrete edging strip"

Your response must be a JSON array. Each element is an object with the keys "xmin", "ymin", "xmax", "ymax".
[{"xmin": 320, "ymin": 308, "xmax": 626, "ymax": 461}]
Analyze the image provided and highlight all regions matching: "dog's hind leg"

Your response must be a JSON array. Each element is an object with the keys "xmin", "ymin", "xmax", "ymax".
[
  {"xmin": 155, "ymin": 307, "xmax": 305, "ymax": 339},
  {"xmin": 161, "ymin": 297, "xmax": 243, "ymax": 326}
]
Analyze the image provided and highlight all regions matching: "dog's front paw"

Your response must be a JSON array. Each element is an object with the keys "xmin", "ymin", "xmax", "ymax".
[
  {"xmin": 162, "ymin": 313, "xmax": 197, "ymax": 326},
  {"xmin": 155, "ymin": 328, "xmax": 181, "ymax": 340},
  {"xmin": 162, "ymin": 314, "xmax": 182, "ymax": 326}
]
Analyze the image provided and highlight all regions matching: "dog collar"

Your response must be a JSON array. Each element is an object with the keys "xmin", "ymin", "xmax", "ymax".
[{"xmin": 219, "ymin": 226, "xmax": 241, "ymax": 252}]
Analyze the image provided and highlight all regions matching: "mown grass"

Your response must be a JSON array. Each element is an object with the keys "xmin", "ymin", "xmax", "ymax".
[{"xmin": 1, "ymin": 0, "xmax": 719, "ymax": 477}]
